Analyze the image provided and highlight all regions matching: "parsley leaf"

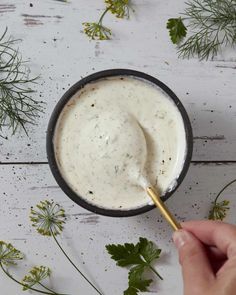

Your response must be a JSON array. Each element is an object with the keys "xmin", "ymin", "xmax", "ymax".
[
  {"xmin": 106, "ymin": 237, "xmax": 163, "ymax": 295},
  {"xmin": 138, "ymin": 237, "xmax": 161, "ymax": 264},
  {"xmin": 167, "ymin": 17, "xmax": 187, "ymax": 44},
  {"xmin": 106, "ymin": 243, "xmax": 143, "ymax": 266},
  {"xmin": 124, "ymin": 265, "xmax": 152, "ymax": 295}
]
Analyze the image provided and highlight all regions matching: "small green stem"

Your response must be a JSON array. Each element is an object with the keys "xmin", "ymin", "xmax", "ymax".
[
  {"xmin": 38, "ymin": 282, "xmax": 66, "ymax": 295},
  {"xmin": 214, "ymin": 179, "xmax": 236, "ymax": 205},
  {"xmin": 0, "ymin": 262, "xmax": 55, "ymax": 295},
  {"xmin": 98, "ymin": 7, "xmax": 110, "ymax": 24},
  {"xmin": 149, "ymin": 265, "xmax": 163, "ymax": 281},
  {"xmin": 51, "ymin": 230, "xmax": 103, "ymax": 295}
]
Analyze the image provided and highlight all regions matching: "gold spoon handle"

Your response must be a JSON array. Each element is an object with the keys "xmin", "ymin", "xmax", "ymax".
[{"xmin": 146, "ymin": 186, "xmax": 181, "ymax": 231}]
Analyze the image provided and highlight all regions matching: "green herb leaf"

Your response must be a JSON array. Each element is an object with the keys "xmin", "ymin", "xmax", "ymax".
[
  {"xmin": 106, "ymin": 238, "xmax": 162, "ymax": 295},
  {"xmin": 22, "ymin": 266, "xmax": 51, "ymax": 291},
  {"xmin": 138, "ymin": 237, "xmax": 161, "ymax": 264},
  {"xmin": 124, "ymin": 287, "xmax": 138, "ymax": 295},
  {"xmin": 167, "ymin": 17, "xmax": 187, "ymax": 44},
  {"xmin": 126, "ymin": 265, "xmax": 152, "ymax": 294},
  {"xmin": 106, "ymin": 243, "xmax": 143, "ymax": 266}
]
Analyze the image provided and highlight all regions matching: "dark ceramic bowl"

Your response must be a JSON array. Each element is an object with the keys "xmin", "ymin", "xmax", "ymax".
[{"xmin": 47, "ymin": 69, "xmax": 193, "ymax": 217}]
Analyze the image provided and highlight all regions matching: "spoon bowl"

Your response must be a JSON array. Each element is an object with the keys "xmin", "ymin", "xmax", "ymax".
[{"xmin": 76, "ymin": 108, "xmax": 148, "ymax": 189}]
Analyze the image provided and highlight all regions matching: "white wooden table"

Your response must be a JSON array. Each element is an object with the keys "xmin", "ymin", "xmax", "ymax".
[{"xmin": 0, "ymin": 1, "xmax": 236, "ymax": 294}]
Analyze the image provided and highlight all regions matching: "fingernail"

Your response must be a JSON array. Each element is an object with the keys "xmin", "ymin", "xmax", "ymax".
[{"xmin": 173, "ymin": 230, "xmax": 192, "ymax": 249}]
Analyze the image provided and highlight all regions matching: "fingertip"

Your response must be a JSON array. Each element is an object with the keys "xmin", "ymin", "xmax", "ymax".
[{"xmin": 173, "ymin": 230, "xmax": 193, "ymax": 250}]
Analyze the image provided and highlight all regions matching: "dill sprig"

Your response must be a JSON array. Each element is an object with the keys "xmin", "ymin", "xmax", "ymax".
[
  {"xmin": 0, "ymin": 28, "xmax": 43, "ymax": 138},
  {"xmin": 0, "ymin": 242, "xmax": 66, "ymax": 295},
  {"xmin": 208, "ymin": 179, "xmax": 236, "ymax": 221},
  {"xmin": 30, "ymin": 200, "xmax": 66, "ymax": 236},
  {"xmin": 0, "ymin": 241, "xmax": 24, "ymax": 266},
  {"xmin": 83, "ymin": 8, "xmax": 112, "ymax": 40},
  {"xmin": 105, "ymin": 0, "xmax": 131, "ymax": 18},
  {"xmin": 83, "ymin": 0, "xmax": 133, "ymax": 40},
  {"xmin": 167, "ymin": 0, "xmax": 236, "ymax": 60},
  {"xmin": 30, "ymin": 200, "xmax": 103, "ymax": 295},
  {"xmin": 21, "ymin": 266, "xmax": 62, "ymax": 294}
]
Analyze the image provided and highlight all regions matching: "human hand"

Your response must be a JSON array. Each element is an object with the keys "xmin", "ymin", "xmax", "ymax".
[{"xmin": 173, "ymin": 220, "xmax": 236, "ymax": 295}]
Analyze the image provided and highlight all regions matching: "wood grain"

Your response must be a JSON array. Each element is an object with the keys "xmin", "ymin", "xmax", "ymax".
[
  {"xmin": 0, "ymin": 163, "xmax": 236, "ymax": 295},
  {"xmin": 0, "ymin": 1, "xmax": 236, "ymax": 294},
  {"xmin": 0, "ymin": 0, "xmax": 235, "ymax": 162}
]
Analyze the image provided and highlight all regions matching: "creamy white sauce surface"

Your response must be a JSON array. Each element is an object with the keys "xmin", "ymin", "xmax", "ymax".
[{"xmin": 54, "ymin": 76, "xmax": 187, "ymax": 210}]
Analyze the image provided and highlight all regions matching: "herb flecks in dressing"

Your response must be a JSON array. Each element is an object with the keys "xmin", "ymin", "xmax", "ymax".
[{"xmin": 54, "ymin": 77, "xmax": 187, "ymax": 210}]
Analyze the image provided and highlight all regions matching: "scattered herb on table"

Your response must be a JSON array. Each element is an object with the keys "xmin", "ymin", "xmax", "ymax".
[
  {"xmin": 106, "ymin": 237, "xmax": 163, "ymax": 295},
  {"xmin": 166, "ymin": 17, "xmax": 187, "ymax": 45},
  {"xmin": 22, "ymin": 266, "xmax": 52, "ymax": 292},
  {"xmin": 208, "ymin": 179, "xmax": 236, "ymax": 221},
  {"xmin": 0, "ymin": 241, "xmax": 66, "ymax": 295},
  {"xmin": 83, "ymin": 0, "xmax": 134, "ymax": 40},
  {"xmin": 167, "ymin": 0, "xmax": 236, "ymax": 60},
  {"xmin": 30, "ymin": 200, "xmax": 103, "ymax": 295},
  {"xmin": 0, "ymin": 28, "xmax": 43, "ymax": 138}
]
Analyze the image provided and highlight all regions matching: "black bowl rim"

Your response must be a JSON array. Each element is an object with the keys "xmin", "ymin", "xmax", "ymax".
[{"xmin": 47, "ymin": 69, "xmax": 193, "ymax": 217}]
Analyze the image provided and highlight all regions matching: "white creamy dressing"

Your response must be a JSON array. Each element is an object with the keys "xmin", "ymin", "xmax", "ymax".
[{"xmin": 54, "ymin": 76, "xmax": 187, "ymax": 210}]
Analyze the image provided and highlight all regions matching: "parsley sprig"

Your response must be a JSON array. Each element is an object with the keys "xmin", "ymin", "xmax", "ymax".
[
  {"xmin": 167, "ymin": 17, "xmax": 187, "ymax": 45},
  {"xmin": 106, "ymin": 237, "xmax": 163, "ymax": 295}
]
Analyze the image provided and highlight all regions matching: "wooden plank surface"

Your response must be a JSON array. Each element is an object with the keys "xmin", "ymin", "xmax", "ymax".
[
  {"xmin": 1, "ymin": 163, "xmax": 236, "ymax": 295},
  {"xmin": 0, "ymin": 0, "xmax": 235, "ymax": 162},
  {"xmin": 1, "ymin": 1, "xmax": 236, "ymax": 295}
]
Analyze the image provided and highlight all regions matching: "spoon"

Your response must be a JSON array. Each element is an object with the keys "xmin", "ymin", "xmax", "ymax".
[
  {"xmin": 88, "ymin": 108, "xmax": 181, "ymax": 230},
  {"xmin": 125, "ymin": 115, "xmax": 181, "ymax": 231}
]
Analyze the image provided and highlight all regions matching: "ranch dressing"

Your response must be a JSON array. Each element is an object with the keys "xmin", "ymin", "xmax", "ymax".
[{"xmin": 54, "ymin": 76, "xmax": 187, "ymax": 210}]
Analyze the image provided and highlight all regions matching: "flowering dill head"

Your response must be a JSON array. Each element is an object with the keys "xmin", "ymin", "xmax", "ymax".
[
  {"xmin": 22, "ymin": 266, "xmax": 51, "ymax": 291},
  {"xmin": 208, "ymin": 200, "xmax": 230, "ymax": 221},
  {"xmin": 0, "ymin": 241, "xmax": 24, "ymax": 266},
  {"xmin": 105, "ymin": 0, "xmax": 132, "ymax": 18},
  {"xmin": 30, "ymin": 200, "xmax": 66, "ymax": 236},
  {"xmin": 83, "ymin": 22, "xmax": 112, "ymax": 40}
]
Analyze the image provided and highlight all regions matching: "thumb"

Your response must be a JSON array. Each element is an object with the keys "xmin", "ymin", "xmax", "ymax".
[{"xmin": 173, "ymin": 230, "xmax": 214, "ymax": 293}]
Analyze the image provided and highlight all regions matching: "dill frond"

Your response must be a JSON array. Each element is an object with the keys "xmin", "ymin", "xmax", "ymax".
[
  {"xmin": 0, "ymin": 28, "xmax": 43, "ymax": 138},
  {"xmin": 179, "ymin": 0, "xmax": 236, "ymax": 59}
]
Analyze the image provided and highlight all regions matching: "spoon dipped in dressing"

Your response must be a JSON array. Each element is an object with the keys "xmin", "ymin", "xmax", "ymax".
[{"xmin": 85, "ymin": 107, "xmax": 181, "ymax": 230}]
